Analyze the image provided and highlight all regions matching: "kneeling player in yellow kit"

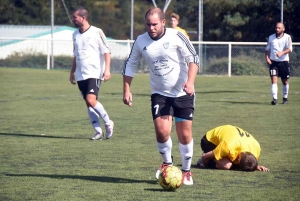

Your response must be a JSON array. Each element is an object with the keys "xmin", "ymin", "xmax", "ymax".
[{"xmin": 197, "ymin": 125, "xmax": 269, "ymax": 172}]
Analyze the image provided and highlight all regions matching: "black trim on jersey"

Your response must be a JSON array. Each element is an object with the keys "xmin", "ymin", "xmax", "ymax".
[
  {"xmin": 149, "ymin": 27, "xmax": 166, "ymax": 41},
  {"xmin": 79, "ymin": 25, "xmax": 91, "ymax": 34},
  {"xmin": 122, "ymin": 39, "xmax": 138, "ymax": 75},
  {"xmin": 177, "ymin": 31, "xmax": 200, "ymax": 66}
]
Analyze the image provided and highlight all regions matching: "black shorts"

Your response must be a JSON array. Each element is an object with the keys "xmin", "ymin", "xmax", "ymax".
[
  {"xmin": 77, "ymin": 78, "xmax": 101, "ymax": 100},
  {"xmin": 269, "ymin": 60, "xmax": 290, "ymax": 79},
  {"xmin": 200, "ymin": 135, "xmax": 216, "ymax": 153},
  {"xmin": 150, "ymin": 93, "xmax": 195, "ymax": 120}
]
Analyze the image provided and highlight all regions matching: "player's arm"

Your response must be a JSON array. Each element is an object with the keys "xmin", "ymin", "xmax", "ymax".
[
  {"xmin": 202, "ymin": 151, "xmax": 233, "ymax": 170},
  {"xmin": 102, "ymin": 52, "xmax": 111, "ymax": 81},
  {"xmin": 215, "ymin": 157, "xmax": 233, "ymax": 170},
  {"xmin": 123, "ymin": 75, "xmax": 133, "ymax": 106},
  {"xmin": 70, "ymin": 57, "xmax": 76, "ymax": 85},
  {"xmin": 265, "ymin": 37, "xmax": 272, "ymax": 65},
  {"xmin": 122, "ymin": 37, "xmax": 142, "ymax": 106},
  {"xmin": 276, "ymin": 47, "xmax": 291, "ymax": 58},
  {"xmin": 277, "ymin": 36, "xmax": 292, "ymax": 57},
  {"xmin": 201, "ymin": 151, "xmax": 215, "ymax": 167},
  {"xmin": 183, "ymin": 62, "xmax": 198, "ymax": 96},
  {"xmin": 265, "ymin": 50, "xmax": 271, "ymax": 65}
]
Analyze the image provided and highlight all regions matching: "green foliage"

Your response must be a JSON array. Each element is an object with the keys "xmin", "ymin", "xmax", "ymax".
[
  {"xmin": 0, "ymin": 68, "xmax": 300, "ymax": 200},
  {"xmin": 205, "ymin": 55, "xmax": 268, "ymax": 76},
  {"xmin": 1, "ymin": 0, "xmax": 299, "ymax": 41}
]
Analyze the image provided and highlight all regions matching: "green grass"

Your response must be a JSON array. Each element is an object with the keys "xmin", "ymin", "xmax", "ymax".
[{"xmin": 0, "ymin": 68, "xmax": 299, "ymax": 201}]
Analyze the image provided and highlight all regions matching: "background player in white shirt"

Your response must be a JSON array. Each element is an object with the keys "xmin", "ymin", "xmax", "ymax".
[
  {"xmin": 69, "ymin": 6, "xmax": 114, "ymax": 140},
  {"xmin": 265, "ymin": 22, "xmax": 292, "ymax": 105},
  {"xmin": 122, "ymin": 7, "xmax": 199, "ymax": 185}
]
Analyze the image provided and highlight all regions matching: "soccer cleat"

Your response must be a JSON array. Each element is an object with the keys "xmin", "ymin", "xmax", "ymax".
[
  {"xmin": 90, "ymin": 132, "xmax": 103, "ymax": 140},
  {"xmin": 105, "ymin": 120, "xmax": 114, "ymax": 139},
  {"xmin": 271, "ymin": 99, "xmax": 278, "ymax": 105},
  {"xmin": 182, "ymin": 171, "xmax": 193, "ymax": 185},
  {"xmin": 155, "ymin": 163, "xmax": 172, "ymax": 179},
  {"xmin": 282, "ymin": 98, "xmax": 288, "ymax": 104}
]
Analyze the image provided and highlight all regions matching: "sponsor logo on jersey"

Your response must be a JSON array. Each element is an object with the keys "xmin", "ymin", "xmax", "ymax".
[
  {"xmin": 143, "ymin": 46, "xmax": 147, "ymax": 50},
  {"xmin": 163, "ymin": 42, "xmax": 169, "ymax": 49}
]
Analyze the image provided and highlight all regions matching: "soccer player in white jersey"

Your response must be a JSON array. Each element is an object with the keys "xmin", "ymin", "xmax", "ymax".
[
  {"xmin": 69, "ymin": 6, "xmax": 114, "ymax": 140},
  {"xmin": 122, "ymin": 7, "xmax": 199, "ymax": 185},
  {"xmin": 265, "ymin": 22, "xmax": 292, "ymax": 105}
]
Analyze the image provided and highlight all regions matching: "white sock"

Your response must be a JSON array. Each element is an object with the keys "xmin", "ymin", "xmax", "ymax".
[
  {"xmin": 283, "ymin": 84, "xmax": 289, "ymax": 98},
  {"xmin": 157, "ymin": 137, "xmax": 173, "ymax": 164},
  {"xmin": 271, "ymin": 84, "xmax": 278, "ymax": 99},
  {"xmin": 93, "ymin": 102, "xmax": 110, "ymax": 124},
  {"xmin": 88, "ymin": 107, "xmax": 102, "ymax": 133},
  {"xmin": 179, "ymin": 139, "xmax": 193, "ymax": 171}
]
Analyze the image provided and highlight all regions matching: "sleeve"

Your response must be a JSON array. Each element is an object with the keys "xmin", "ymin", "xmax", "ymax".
[
  {"xmin": 72, "ymin": 32, "xmax": 76, "ymax": 57},
  {"xmin": 176, "ymin": 32, "xmax": 199, "ymax": 67},
  {"xmin": 287, "ymin": 35, "xmax": 293, "ymax": 52},
  {"xmin": 213, "ymin": 141, "xmax": 230, "ymax": 161},
  {"xmin": 98, "ymin": 29, "xmax": 110, "ymax": 54},
  {"xmin": 122, "ymin": 39, "xmax": 142, "ymax": 77}
]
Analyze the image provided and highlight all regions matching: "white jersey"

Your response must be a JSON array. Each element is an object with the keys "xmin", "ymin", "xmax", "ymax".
[
  {"xmin": 123, "ymin": 28, "xmax": 199, "ymax": 97},
  {"xmin": 265, "ymin": 33, "xmax": 292, "ymax": 62},
  {"xmin": 73, "ymin": 25, "xmax": 110, "ymax": 81}
]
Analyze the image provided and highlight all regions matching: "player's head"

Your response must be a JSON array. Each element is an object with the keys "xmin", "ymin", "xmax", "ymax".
[
  {"xmin": 170, "ymin": 13, "xmax": 180, "ymax": 28},
  {"xmin": 72, "ymin": 6, "xmax": 89, "ymax": 28},
  {"xmin": 275, "ymin": 22, "xmax": 285, "ymax": 36},
  {"xmin": 145, "ymin": 7, "xmax": 166, "ymax": 40},
  {"xmin": 239, "ymin": 152, "xmax": 258, "ymax": 171}
]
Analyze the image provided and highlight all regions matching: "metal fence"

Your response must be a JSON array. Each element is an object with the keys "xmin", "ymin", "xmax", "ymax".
[{"xmin": 0, "ymin": 37, "xmax": 299, "ymax": 76}]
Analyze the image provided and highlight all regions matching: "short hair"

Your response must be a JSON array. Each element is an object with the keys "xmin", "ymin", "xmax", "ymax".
[
  {"xmin": 240, "ymin": 152, "xmax": 258, "ymax": 171},
  {"xmin": 276, "ymin": 22, "xmax": 285, "ymax": 29},
  {"xmin": 171, "ymin": 13, "xmax": 180, "ymax": 21},
  {"xmin": 74, "ymin": 6, "xmax": 89, "ymax": 20},
  {"xmin": 145, "ymin": 7, "xmax": 165, "ymax": 21}
]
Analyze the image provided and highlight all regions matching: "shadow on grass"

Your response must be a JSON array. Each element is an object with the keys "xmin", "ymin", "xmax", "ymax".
[
  {"xmin": 0, "ymin": 133, "xmax": 86, "ymax": 140},
  {"xmin": 4, "ymin": 173, "xmax": 157, "ymax": 185},
  {"xmin": 209, "ymin": 100, "xmax": 267, "ymax": 105},
  {"xmin": 195, "ymin": 90, "xmax": 248, "ymax": 94}
]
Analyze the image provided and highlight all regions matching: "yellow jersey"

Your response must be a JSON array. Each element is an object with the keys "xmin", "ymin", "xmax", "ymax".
[
  {"xmin": 206, "ymin": 125, "xmax": 261, "ymax": 164},
  {"xmin": 176, "ymin": 27, "xmax": 189, "ymax": 39}
]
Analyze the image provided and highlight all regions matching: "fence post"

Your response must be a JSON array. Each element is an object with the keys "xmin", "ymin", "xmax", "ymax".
[
  {"xmin": 127, "ymin": 39, "xmax": 131, "ymax": 57},
  {"xmin": 228, "ymin": 43, "xmax": 231, "ymax": 77},
  {"xmin": 47, "ymin": 39, "xmax": 50, "ymax": 70}
]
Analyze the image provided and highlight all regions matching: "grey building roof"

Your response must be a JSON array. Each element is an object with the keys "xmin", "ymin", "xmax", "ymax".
[{"xmin": 0, "ymin": 25, "xmax": 76, "ymax": 38}]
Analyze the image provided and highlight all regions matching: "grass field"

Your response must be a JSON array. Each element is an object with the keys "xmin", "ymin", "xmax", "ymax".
[{"xmin": 0, "ymin": 68, "xmax": 299, "ymax": 201}]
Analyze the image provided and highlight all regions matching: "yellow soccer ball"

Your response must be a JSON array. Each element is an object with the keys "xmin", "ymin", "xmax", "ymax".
[{"xmin": 158, "ymin": 166, "xmax": 182, "ymax": 191}]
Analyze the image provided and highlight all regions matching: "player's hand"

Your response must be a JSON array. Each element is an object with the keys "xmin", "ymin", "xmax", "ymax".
[
  {"xmin": 266, "ymin": 58, "xmax": 272, "ymax": 65},
  {"xmin": 123, "ymin": 91, "xmax": 133, "ymax": 106},
  {"xmin": 183, "ymin": 82, "xmax": 195, "ymax": 96},
  {"xmin": 70, "ymin": 73, "xmax": 76, "ymax": 85},
  {"xmin": 276, "ymin": 51, "xmax": 284, "ymax": 58},
  {"xmin": 257, "ymin": 165, "xmax": 269, "ymax": 172},
  {"xmin": 102, "ymin": 71, "xmax": 111, "ymax": 82}
]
